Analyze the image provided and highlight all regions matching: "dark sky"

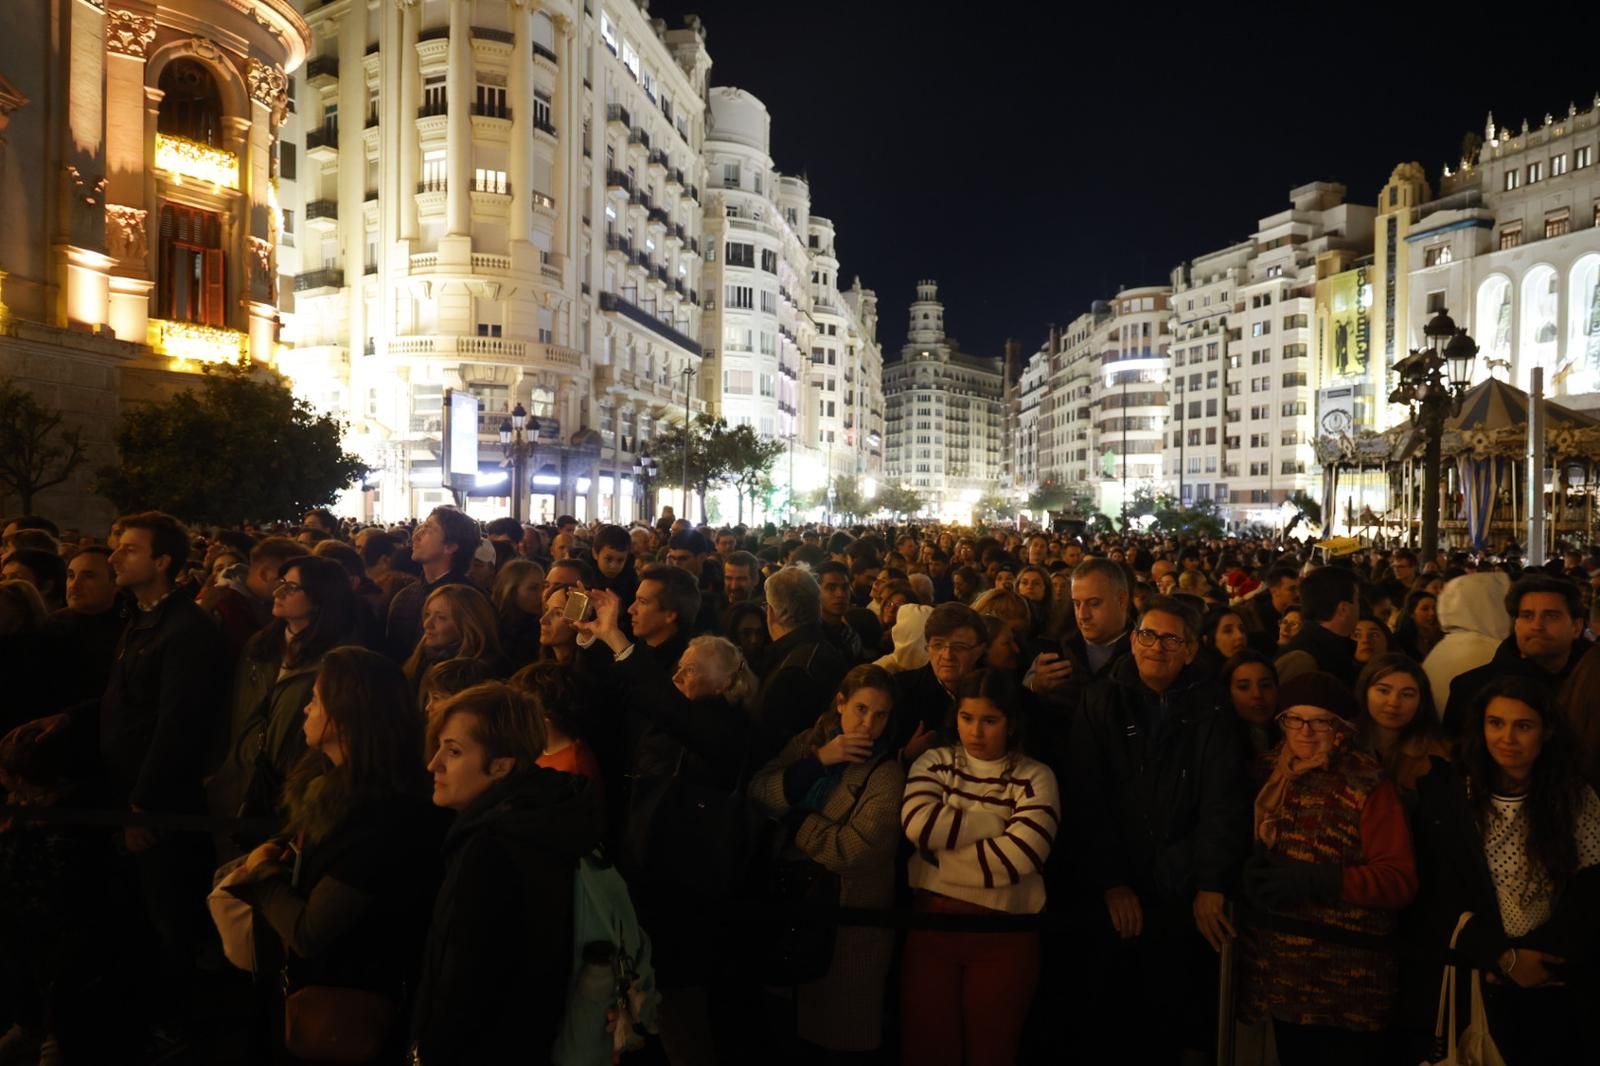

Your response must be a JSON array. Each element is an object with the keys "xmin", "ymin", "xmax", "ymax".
[{"xmin": 653, "ymin": 1, "xmax": 1600, "ymax": 362}]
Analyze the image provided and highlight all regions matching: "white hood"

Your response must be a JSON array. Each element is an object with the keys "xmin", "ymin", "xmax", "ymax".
[{"xmin": 1436, "ymin": 571, "xmax": 1511, "ymax": 642}]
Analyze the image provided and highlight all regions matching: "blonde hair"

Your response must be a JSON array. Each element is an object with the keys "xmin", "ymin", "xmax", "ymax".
[
  {"xmin": 404, "ymin": 584, "xmax": 503, "ymax": 682},
  {"xmin": 685, "ymin": 635, "xmax": 758, "ymax": 710},
  {"xmin": 971, "ymin": 588, "xmax": 1031, "ymax": 632}
]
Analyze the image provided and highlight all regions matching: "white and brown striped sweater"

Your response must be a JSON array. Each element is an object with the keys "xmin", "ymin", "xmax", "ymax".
[{"xmin": 901, "ymin": 747, "xmax": 1060, "ymax": 914}]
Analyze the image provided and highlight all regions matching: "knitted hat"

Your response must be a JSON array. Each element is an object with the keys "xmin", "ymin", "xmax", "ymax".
[{"xmin": 1275, "ymin": 671, "xmax": 1360, "ymax": 723}]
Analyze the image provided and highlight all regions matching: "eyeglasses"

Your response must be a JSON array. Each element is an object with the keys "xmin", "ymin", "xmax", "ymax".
[
  {"xmin": 273, "ymin": 580, "xmax": 305, "ymax": 596},
  {"xmin": 1277, "ymin": 713, "xmax": 1344, "ymax": 735},
  {"xmin": 927, "ymin": 639, "xmax": 977, "ymax": 656},
  {"xmin": 1133, "ymin": 628, "xmax": 1189, "ymax": 651}
]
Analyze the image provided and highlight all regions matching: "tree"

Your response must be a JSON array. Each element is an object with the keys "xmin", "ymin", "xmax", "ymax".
[
  {"xmin": 722, "ymin": 423, "xmax": 786, "ymax": 525},
  {"xmin": 876, "ymin": 483, "xmax": 924, "ymax": 518},
  {"xmin": 1027, "ymin": 481, "xmax": 1092, "ymax": 516},
  {"xmin": 649, "ymin": 414, "xmax": 732, "ymax": 520},
  {"xmin": 0, "ymin": 379, "xmax": 87, "ymax": 512},
  {"xmin": 97, "ymin": 363, "xmax": 368, "ymax": 525},
  {"xmin": 976, "ymin": 491, "xmax": 1016, "ymax": 522},
  {"xmin": 1127, "ymin": 487, "xmax": 1225, "ymax": 537}
]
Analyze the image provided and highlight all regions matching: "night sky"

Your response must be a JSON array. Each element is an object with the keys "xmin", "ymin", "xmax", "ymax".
[{"xmin": 652, "ymin": 2, "xmax": 1600, "ymax": 363}]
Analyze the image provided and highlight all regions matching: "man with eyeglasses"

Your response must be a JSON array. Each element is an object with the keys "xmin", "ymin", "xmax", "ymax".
[
  {"xmin": 891, "ymin": 602, "xmax": 988, "ymax": 764},
  {"xmin": 1067, "ymin": 595, "xmax": 1248, "ymax": 1063}
]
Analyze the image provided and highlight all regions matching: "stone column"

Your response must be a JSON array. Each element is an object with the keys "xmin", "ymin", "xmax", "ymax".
[
  {"xmin": 339, "ymin": 7, "xmax": 366, "ymax": 365},
  {"xmin": 222, "ymin": 114, "xmax": 253, "ymax": 333},
  {"xmin": 397, "ymin": 0, "xmax": 420, "ymax": 242},
  {"xmin": 507, "ymin": 0, "xmax": 534, "ymax": 249},
  {"xmin": 104, "ymin": 6, "xmax": 158, "ymax": 342},
  {"xmin": 444, "ymin": 0, "xmax": 472, "ymax": 239},
  {"xmin": 552, "ymin": 13, "xmax": 575, "ymax": 280}
]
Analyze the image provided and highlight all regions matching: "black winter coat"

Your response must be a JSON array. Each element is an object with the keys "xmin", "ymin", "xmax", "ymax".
[
  {"xmin": 1068, "ymin": 658, "xmax": 1249, "ymax": 908},
  {"xmin": 753, "ymin": 625, "xmax": 848, "ymax": 762},
  {"xmin": 1441, "ymin": 637, "xmax": 1584, "ymax": 740},
  {"xmin": 78, "ymin": 593, "xmax": 228, "ymax": 813},
  {"xmin": 410, "ymin": 768, "xmax": 602, "ymax": 1066},
  {"xmin": 1275, "ymin": 621, "xmax": 1359, "ymax": 686}
]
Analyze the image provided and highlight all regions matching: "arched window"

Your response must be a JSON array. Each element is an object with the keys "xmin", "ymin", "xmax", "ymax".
[
  {"xmin": 157, "ymin": 59, "xmax": 224, "ymax": 146},
  {"xmin": 1473, "ymin": 276, "xmax": 1512, "ymax": 385},
  {"xmin": 1569, "ymin": 255, "xmax": 1600, "ymax": 394},
  {"xmin": 1519, "ymin": 266, "xmax": 1559, "ymax": 391}
]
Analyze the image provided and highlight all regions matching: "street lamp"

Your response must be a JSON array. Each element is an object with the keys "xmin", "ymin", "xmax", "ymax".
[
  {"xmin": 1390, "ymin": 308, "xmax": 1477, "ymax": 564},
  {"xmin": 499, "ymin": 401, "xmax": 535, "ymax": 523},
  {"xmin": 632, "ymin": 452, "xmax": 659, "ymax": 524}
]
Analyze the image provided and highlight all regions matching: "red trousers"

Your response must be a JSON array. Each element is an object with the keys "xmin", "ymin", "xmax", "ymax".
[{"xmin": 900, "ymin": 892, "xmax": 1041, "ymax": 1066}]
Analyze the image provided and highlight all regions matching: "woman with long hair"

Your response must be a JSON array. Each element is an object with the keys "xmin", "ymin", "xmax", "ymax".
[
  {"xmin": 749, "ymin": 665, "xmax": 907, "ymax": 1058},
  {"xmin": 229, "ymin": 648, "xmax": 444, "ymax": 1064},
  {"xmin": 900, "ymin": 669, "xmax": 1060, "ymax": 1066},
  {"xmin": 1354, "ymin": 654, "xmax": 1448, "ymax": 803},
  {"xmin": 1014, "ymin": 564, "xmax": 1066, "ymax": 641},
  {"xmin": 210, "ymin": 555, "xmax": 357, "ymax": 855},
  {"xmin": 1412, "ymin": 676, "xmax": 1600, "ymax": 1064},
  {"xmin": 1392, "ymin": 589, "xmax": 1443, "ymax": 663},
  {"xmin": 1353, "ymin": 616, "xmax": 1392, "ymax": 668},
  {"xmin": 1222, "ymin": 650, "xmax": 1280, "ymax": 761},
  {"xmin": 490, "ymin": 558, "xmax": 545, "ymax": 670},
  {"xmin": 403, "ymin": 584, "xmax": 505, "ymax": 686},
  {"xmin": 1237, "ymin": 672, "xmax": 1418, "ymax": 1063},
  {"xmin": 1201, "ymin": 607, "xmax": 1251, "ymax": 676}
]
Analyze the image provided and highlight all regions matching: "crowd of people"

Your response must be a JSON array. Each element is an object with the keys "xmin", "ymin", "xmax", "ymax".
[{"xmin": 0, "ymin": 505, "xmax": 1597, "ymax": 1066}]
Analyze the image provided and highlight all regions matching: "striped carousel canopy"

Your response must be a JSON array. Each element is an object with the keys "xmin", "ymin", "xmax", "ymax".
[{"xmin": 1443, "ymin": 376, "xmax": 1598, "ymax": 434}]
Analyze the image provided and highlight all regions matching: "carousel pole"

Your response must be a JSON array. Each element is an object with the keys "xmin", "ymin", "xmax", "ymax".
[{"xmin": 1527, "ymin": 367, "xmax": 1546, "ymax": 567}]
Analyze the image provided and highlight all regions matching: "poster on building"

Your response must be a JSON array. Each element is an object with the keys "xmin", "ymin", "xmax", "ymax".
[{"xmin": 1321, "ymin": 268, "xmax": 1372, "ymax": 382}]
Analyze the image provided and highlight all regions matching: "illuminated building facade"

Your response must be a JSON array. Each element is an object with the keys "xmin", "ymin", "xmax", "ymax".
[
  {"xmin": 277, "ymin": 0, "xmax": 710, "ymax": 522},
  {"xmin": 0, "ymin": 0, "xmax": 309, "ymax": 528}
]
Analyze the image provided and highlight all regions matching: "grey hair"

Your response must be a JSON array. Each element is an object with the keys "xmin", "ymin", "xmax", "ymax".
[
  {"xmin": 763, "ymin": 565, "xmax": 821, "ymax": 628},
  {"xmin": 1138, "ymin": 594, "xmax": 1203, "ymax": 644},
  {"xmin": 1071, "ymin": 557, "xmax": 1131, "ymax": 601},
  {"xmin": 686, "ymin": 635, "xmax": 759, "ymax": 709}
]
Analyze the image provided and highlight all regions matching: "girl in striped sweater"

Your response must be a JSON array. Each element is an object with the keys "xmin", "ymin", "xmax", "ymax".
[{"xmin": 900, "ymin": 669, "xmax": 1060, "ymax": 1066}]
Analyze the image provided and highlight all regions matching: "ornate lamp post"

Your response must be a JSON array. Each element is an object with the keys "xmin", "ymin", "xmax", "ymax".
[
  {"xmin": 632, "ymin": 452, "xmax": 659, "ymax": 525},
  {"xmin": 499, "ymin": 402, "xmax": 535, "ymax": 524},
  {"xmin": 1389, "ymin": 309, "xmax": 1477, "ymax": 564}
]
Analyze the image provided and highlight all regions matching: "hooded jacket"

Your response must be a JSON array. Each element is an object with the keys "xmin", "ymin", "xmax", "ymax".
[
  {"xmin": 1421, "ymin": 572, "xmax": 1511, "ymax": 719},
  {"xmin": 411, "ymin": 767, "xmax": 603, "ymax": 1066},
  {"xmin": 1068, "ymin": 658, "xmax": 1249, "ymax": 907}
]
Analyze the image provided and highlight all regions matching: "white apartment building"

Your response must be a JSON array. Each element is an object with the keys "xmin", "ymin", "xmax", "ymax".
[
  {"xmin": 1037, "ymin": 305, "xmax": 1114, "ymax": 497},
  {"xmin": 1402, "ymin": 102, "xmax": 1600, "ymax": 405},
  {"xmin": 1168, "ymin": 182, "xmax": 1375, "ymax": 527},
  {"xmin": 279, "ymin": 0, "xmax": 710, "ymax": 523},
  {"xmin": 883, "ymin": 281, "xmax": 1004, "ymax": 520},
  {"xmin": 698, "ymin": 87, "xmax": 883, "ymax": 513},
  {"xmin": 1008, "ymin": 344, "xmax": 1049, "ymax": 502}
]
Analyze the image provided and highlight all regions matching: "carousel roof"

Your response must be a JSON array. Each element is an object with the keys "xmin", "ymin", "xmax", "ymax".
[{"xmin": 1445, "ymin": 376, "xmax": 1597, "ymax": 434}]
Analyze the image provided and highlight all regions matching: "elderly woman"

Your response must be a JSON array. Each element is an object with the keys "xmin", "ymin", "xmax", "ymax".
[
  {"xmin": 1238, "ymin": 671, "xmax": 1418, "ymax": 1065},
  {"xmin": 749, "ymin": 665, "xmax": 906, "ymax": 1058}
]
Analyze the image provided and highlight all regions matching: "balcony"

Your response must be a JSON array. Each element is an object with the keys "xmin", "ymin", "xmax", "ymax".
[
  {"xmin": 471, "ymin": 26, "xmax": 512, "ymax": 43},
  {"xmin": 153, "ymin": 133, "xmax": 238, "ymax": 189},
  {"xmin": 384, "ymin": 334, "xmax": 586, "ymax": 374},
  {"xmin": 294, "ymin": 268, "xmax": 345, "ymax": 293},
  {"xmin": 418, "ymin": 101, "xmax": 447, "ymax": 119},
  {"xmin": 604, "ymin": 234, "xmax": 631, "ymax": 256},
  {"xmin": 606, "ymin": 104, "xmax": 630, "ymax": 129},
  {"xmin": 305, "ymin": 200, "xmax": 338, "ymax": 230},
  {"xmin": 306, "ymin": 126, "xmax": 338, "ymax": 160},
  {"xmin": 306, "ymin": 55, "xmax": 338, "ymax": 89},
  {"xmin": 606, "ymin": 169, "xmax": 631, "ymax": 192},
  {"xmin": 646, "ymin": 206, "xmax": 671, "ymax": 229},
  {"xmin": 648, "ymin": 149, "xmax": 669, "ymax": 171},
  {"xmin": 628, "ymin": 128, "xmax": 651, "ymax": 150},
  {"xmin": 533, "ymin": 117, "xmax": 557, "ymax": 138},
  {"xmin": 666, "ymin": 167, "xmax": 684, "ymax": 188},
  {"xmin": 532, "ymin": 40, "xmax": 558, "ymax": 65},
  {"xmin": 598, "ymin": 290, "xmax": 700, "ymax": 355},
  {"xmin": 471, "ymin": 102, "xmax": 511, "ymax": 120}
]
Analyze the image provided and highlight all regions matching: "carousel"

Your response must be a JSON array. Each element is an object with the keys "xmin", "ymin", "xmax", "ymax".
[{"xmin": 1317, "ymin": 374, "xmax": 1600, "ymax": 553}]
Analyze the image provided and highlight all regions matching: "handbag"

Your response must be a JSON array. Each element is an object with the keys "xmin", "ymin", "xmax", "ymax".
[
  {"xmin": 278, "ymin": 846, "xmax": 400, "ymax": 1063},
  {"xmin": 1423, "ymin": 912, "xmax": 1506, "ymax": 1066}
]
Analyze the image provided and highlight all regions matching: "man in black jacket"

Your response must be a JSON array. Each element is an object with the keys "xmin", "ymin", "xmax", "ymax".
[
  {"xmin": 1442, "ymin": 574, "xmax": 1587, "ymax": 737},
  {"xmin": 1243, "ymin": 564, "xmax": 1299, "ymax": 654},
  {"xmin": 752, "ymin": 567, "xmax": 848, "ymax": 761},
  {"xmin": 1069, "ymin": 594, "xmax": 1247, "ymax": 1063},
  {"xmin": 890, "ymin": 602, "xmax": 987, "ymax": 759},
  {"xmin": 1026, "ymin": 558, "xmax": 1134, "ymax": 770},
  {"xmin": 44, "ymin": 545, "xmax": 128, "ymax": 710},
  {"xmin": 1274, "ymin": 564, "xmax": 1359, "ymax": 684}
]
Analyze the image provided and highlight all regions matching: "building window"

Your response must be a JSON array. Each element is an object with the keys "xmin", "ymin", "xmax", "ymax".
[
  {"xmin": 1528, "ymin": 161, "xmax": 1543, "ymax": 184},
  {"xmin": 279, "ymin": 142, "xmax": 297, "ymax": 181},
  {"xmin": 474, "ymin": 83, "xmax": 507, "ymax": 118},
  {"xmin": 1281, "ymin": 372, "xmax": 1307, "ymax": 387},
  {"xmin": 532, "ymin": 92, "xmax": 552, "ymax": 130},
  {"xmin": 157, "ymin": 203, "xmax": 225, "ymax": 327},
  {"xmin": 760, "ymin": 249, "xmax": 777, "ymax": 274},
  {"xmin": 726, "ymin": 285, "xmax": 753, "ymax": 309},
  {"xmin": 1424, "ymin": 245, "xmax": 1452, "ymax": 267},
  {"xmin": 1498, "ymin": 225, "xmax": 1522, "ymax": 250},
  {"xmin": 1426, "ymin": 290, "xmax": 1446, "ymax": 313},
  {"xmin": 1544, "ymin": 210, "xmax": 1570, "ymax": 239},
  {"xmin": 760, "ymin": 290, "xmax": 776, "ymax": 314},
  {"xmin": 1577, "ymin": 145, "xmax": 1593, "ymax": 169},
  {"xmin": 725, "ymin": 241, "xmax": 754, "ymax": 267},
  {"xmin": 1552, "ymin": 153, "xmax": 1568, "ymax": 177},
  {"xmin": 422, "ymin": 76, "xmax": 446, "ymax": 117},
  {"xmin": 722, "ymin": 162, "xmax": 739, "ymax": 188},
  {"xmin": 157, "ymin": 59, "xmax": 224, "ymax": 146},
  {"xmin": 599, "ymin": 11, "xmax": 618, "ymax": 53},
  {"xmin": 1281, "ymin": 401, "xmax": 1306, "ymax": 417},
  {"xmin": 1504, "ymin": 168, "xmax": 1521, "ymax": 191}
]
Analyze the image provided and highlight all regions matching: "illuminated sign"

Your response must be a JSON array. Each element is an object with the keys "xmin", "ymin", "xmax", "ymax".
[
  {"xmin": 1321, "ymin": 269, "xmax": 1371, "ymax": 382},
  {"xmin": 154, "ymin": 133, "xmax": 240, "ymax": 190}
]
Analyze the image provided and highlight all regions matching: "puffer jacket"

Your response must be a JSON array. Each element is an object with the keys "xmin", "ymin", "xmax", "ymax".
[
  {"xmin": 1068, "ymin": 658, "xmax": 1249, "ymax": 906},
  {"xmin": 410, "ymin": 768, "xmax": 603, "ymax": 1066},
  {"xmin": 1421, "ymin": 572, "xmax": 1510, "ymax": 719}
]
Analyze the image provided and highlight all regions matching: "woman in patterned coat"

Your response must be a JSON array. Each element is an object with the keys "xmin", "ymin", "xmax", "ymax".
[
  {"xmin": 1237, "ymin": 671, "xmax": 1419, "ymax": 1064},
  {"xmin": 749, "ymin": 664, "xmax": 906, "ymax": 1057}
]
